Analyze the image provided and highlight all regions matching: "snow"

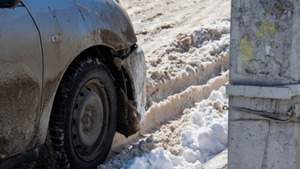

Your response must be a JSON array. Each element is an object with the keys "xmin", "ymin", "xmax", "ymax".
[
  {"xmin": 99, "ymin": 0, "xmax": 231, "ymax": 168},
  {"xmin": 100, "ymin": 86, "xmax": 228, "ymax": 169},
  {"xmin": 123, "ymin": 148, "xmax": 173, "ymax": 169},
  {"xmin": 146, "ymin": 20, "xmax": 230, "ymax": 105}
]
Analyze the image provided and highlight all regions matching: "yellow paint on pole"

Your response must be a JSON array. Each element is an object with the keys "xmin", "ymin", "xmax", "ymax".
[
  {"xmin": 240, "ymin": 35, "xmax": 254, "ymax": 60},
  {"xmin": 238, "ymin": 35, "xmax": 254, "ymax": 73}
]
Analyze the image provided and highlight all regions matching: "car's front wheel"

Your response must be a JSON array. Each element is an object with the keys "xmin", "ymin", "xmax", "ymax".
[{"xmin": 49, "ymin": 57, "xmax": 117, "ymax": 169}]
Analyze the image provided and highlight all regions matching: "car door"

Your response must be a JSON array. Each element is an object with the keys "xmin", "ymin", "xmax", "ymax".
[{"xmin": 0, "ymin": 2, "xmax": 43, "ymax": 159}]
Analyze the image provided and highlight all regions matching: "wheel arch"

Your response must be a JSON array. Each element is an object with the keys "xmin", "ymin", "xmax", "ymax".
[{"xmin": 49, "ymin": 45, "xmax": 137, "ymax": 138}]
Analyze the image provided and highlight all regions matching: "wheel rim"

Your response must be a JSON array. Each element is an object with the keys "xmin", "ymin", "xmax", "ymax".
[{"xmin": 71, "ymin": 79, "xmax": 109, "ymax": 161}]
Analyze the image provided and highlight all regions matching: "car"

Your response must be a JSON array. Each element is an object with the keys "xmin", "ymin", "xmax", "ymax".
[{"xmin": 0, "ymin": 0, "xmax": 146, "ymax": 168}]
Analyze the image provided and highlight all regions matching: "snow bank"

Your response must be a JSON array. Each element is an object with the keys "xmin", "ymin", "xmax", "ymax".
[
  {"xmin": 147, "ymin": 20, "xmax": 230, "ymax": 105},
  {"xmin": 100, "ymin": 86, "xmax": 228, "ymax": 169},
  {"xmin": 141, "ymin": 72, "xmax": 228, "ymax": 132}
]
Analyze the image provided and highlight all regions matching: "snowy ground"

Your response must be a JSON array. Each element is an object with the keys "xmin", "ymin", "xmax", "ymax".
[
  {"xmin": 99, "ymin": 0, "xmax": 231, "ymax": 168},
  {"xmin": 100, "ymin": 86, "xmax": 228, "ymax": 169}
]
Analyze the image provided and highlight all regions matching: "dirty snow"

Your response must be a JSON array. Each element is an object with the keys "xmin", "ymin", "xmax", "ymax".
[
  {"xmin": 100, "ymin": 86, "xmax": 228, "ymax": 169},
  {"xmin": 100, "ymin": 0, "xmax": 231, "ymax": 168},
  {"xmin": 146, "ymin": 20, "xmax": 230, "ymax": 106}
]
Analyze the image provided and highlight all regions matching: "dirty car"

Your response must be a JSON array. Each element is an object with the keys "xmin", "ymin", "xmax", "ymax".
[{"xmin": 0, "ymin": 0, "xmax": 146, "ymax": 168}]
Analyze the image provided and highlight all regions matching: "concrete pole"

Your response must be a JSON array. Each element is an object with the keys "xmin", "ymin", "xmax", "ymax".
[{"xmin": 227, "ymin": 0, "xmax": 300, "ymax": 168}]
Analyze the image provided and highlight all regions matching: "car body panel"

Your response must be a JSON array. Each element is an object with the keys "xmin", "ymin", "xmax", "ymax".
[
  {"xmin": 116, "ymin": 46, "xmax": 146, "ymax": 136},
  {"xmin": 0, "ymin": 4, "xmax": 43, "ymax": 159},
  {"xmin": 21, "ymin": 0, "xmax": 141, "ymax": 147},
  {"xmin": 122, "ymin": 47, "xmax": 146, "ymax": 124},
  {"xmin": 73, "ymin": 0, "xmax": 137, "ymax": 49},
  {"xmin": 22, "ymin": 0, "xmax": 89, "ymax": 147}
]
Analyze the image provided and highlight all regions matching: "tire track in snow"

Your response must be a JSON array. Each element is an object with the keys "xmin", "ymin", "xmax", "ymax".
[
  {"xmin": 107, "ymin": 72, "xmax": 228, "ymax": 162},
  {"xmin": 142, "ymin": 71, "xmax": 228, "ymax": 133},
  {"xmin": 146, "ymin": 21, "xmax": 230, "ymax": 104}
]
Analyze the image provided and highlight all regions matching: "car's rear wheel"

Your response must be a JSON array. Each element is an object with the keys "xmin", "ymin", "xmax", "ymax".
[{"xmin": 49, "ymin": 57, "xmax": 117, "ymax": 169}]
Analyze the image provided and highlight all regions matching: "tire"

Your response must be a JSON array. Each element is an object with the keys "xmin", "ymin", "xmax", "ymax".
[{"xmin": 49, "ymin": 57, "xmax": 117, "ymax": 169}]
